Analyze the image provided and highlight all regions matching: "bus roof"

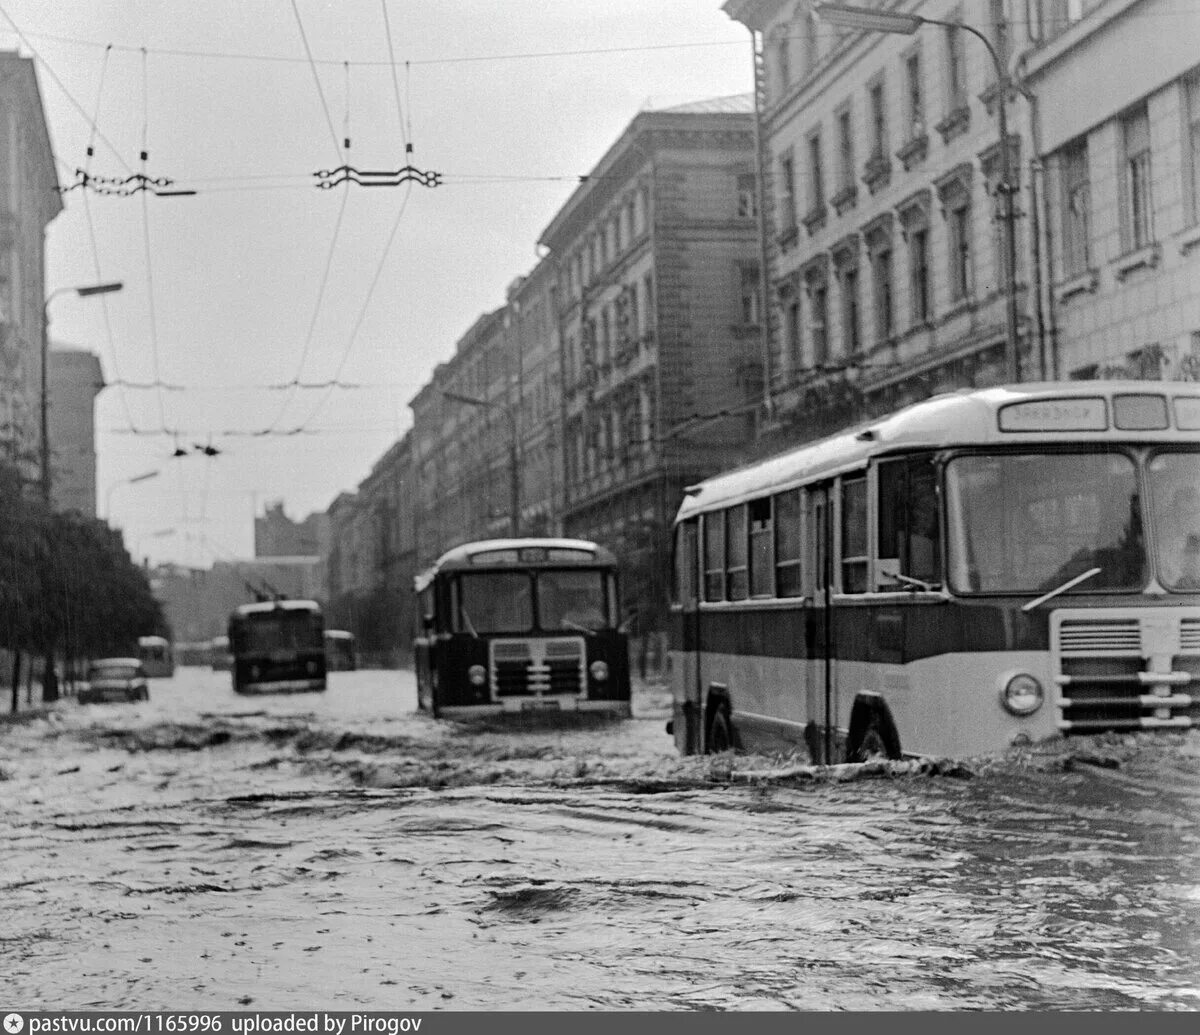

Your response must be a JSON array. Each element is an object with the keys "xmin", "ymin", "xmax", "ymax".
[
  {"xmin": 231, "ymin": 599, "xmax": 322, "ymax": 618},
  {"xmin": 137, "ymin": 635, "xmax": 170, "ymax": 646},
  {"xmin": 324, "ymin": 629, "xmax": 354, "ymax": 640},
  {"xmin": 676, "ymin": 381, "xmax": 1200, "ymax": 521},
  {"xmin": 414, "ymin": 537, "xmax": 616, "ymax": 591}
]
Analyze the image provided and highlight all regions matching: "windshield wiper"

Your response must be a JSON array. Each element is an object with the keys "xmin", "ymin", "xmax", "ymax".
[
  {"xmin": 885, "ymin": 572, "xmax": 935, "ymax": 593},
  {"xmin": 560, "ymin": 617, "xmax": 597, "ymax": 634},
  {"xmin": 461, "ymin": 608, "xmax": 479, "ymax": 638},
  {"xmin": 1021, "ymin": 566, "xmax": 1102, "ymax": 613}
]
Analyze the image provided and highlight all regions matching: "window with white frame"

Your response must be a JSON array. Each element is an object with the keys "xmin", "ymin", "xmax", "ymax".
[
  {"xmin": 1122, "ymin": 104, "xmax": 1154, "ymax": 251},
  {"xmin": 1060, "ymin": 138, "xmax": 1091, "ymax": 276},
  {"xmin": 868, "ymin": 79, "xmax": 887, "ymax": 161},
  {"xmin": 779, "ymin": 150, "xmax": 798, "ymax": 232},
  {"xmin": 1185, "ymin": 71, "xmax": 1200, "ymax": 226}
]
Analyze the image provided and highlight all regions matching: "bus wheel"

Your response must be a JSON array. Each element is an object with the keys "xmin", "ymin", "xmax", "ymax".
[
  {"xmin": 706, "ymin": 705, "xmax": 733, "ymax": 754},
  {"xmin": 846, "ymin": 701, "xmax": 901, "ymax": 763}
]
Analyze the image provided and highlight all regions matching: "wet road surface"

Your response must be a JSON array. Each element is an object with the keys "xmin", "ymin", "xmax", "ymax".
[{"xmin": 2, "ymin": 666, "xmax": 1199, "ymax": 1010}]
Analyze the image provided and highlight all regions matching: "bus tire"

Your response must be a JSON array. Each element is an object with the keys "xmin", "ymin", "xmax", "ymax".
[
  {"xmin": 846, "ymin": 697, "xmax": 901, "ymax": 762},
  {"xmin": 705, "ymin": 701, "xmax": 734, "ymax": 754}
]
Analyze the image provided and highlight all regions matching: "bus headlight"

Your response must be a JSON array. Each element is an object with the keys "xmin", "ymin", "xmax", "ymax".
[
  {"xmin": 589, "ymin": 660, "xmax": 609, "ymax": 682},
  {"xmin": 468, "ymin": 664, "xmax": 487, "ymax": 686},
  {"xmin": 1001, "ymin": 673, "xmax": 1044, "ymax": 716}
]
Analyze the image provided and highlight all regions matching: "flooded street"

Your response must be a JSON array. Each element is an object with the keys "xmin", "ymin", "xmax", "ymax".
[{"xmin": 2, "ymin": 665, "xmax": 1199, "ymax": 1011}]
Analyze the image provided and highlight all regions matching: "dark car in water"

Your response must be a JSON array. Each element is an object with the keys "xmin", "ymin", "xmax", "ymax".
[{"xmin": 78, "ymin": 658, "xmax": 150, "ymax": 704}]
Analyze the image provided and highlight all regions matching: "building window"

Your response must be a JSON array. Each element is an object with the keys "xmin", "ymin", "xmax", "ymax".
[
  {"xmin": 906, "ymin": 50, "xmax": 924, "ymax": 133},
  {"xmin": 779, "ymin": 150, "xmax": 798, "ymax": 232},
  {"xmin": 1185, "ymin": 72, "xmax": 1200, "ymax": 225},
  {"xmin": 803, "ymin": 12, "xmax": 819, "ymax": 77},
  {"xmin": 809, "ymin": 279, "xmax": 829, "ymax": 367},
  {"xmin": 837, "ymin": 108, "xmax": 854, "ymax": 192},
  {"xmin": 872, "ymin": 245, "xmax": 894, "ymax": 343},
  {"xmin": 834, "ymin": 244, "xmax": 861, "ymax": 357},
  {"xmin": 1060, "ymin": 138, "xmax": 1091, "ymax": 276},
  {"xmin": 909, "ymin": 227, "xmax": 931, "ymax": 325},
  {"xmin": 808, "ymin": 132, "xmax": 825, "ymax": 213},
  {"xmin": 1122, "ymin": 104, "xmax": 1154, "ymax": 251},
  {"xmin": 642, "ymin": 272, "xmax": 654, "ymax": 333},
  {"xmin": 739, "ymin": 263, "xmax": 762, "ymax": 326},
  {"xmin": 737, "ymin": 173, "xmax": 758, "ymax": 219},
  {"xmin": 786, "ymin": 297, "xmax": 802, "ymax": 370},
  {"xmin": 948, "ymin": 201, "xmax": 972, "ymax": 301},
  {"xmin": 869, "ymin": 80, "xmax": 887, "ymax": 160}
]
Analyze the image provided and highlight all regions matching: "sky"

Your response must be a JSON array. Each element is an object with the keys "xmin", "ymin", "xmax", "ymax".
[{"xmin": 3, "ymin": 1, "xmax": 753, "ymax": 567}]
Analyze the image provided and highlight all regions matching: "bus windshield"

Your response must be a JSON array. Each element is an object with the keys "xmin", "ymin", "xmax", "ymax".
[
  {"xmin": 538, "ymin": 570, "xmax": 608, "ymax": 631},
  {"xmin": 457, "ymin": 572, "xmax": 535, "ymax": 634},
  {"xmin": 1147, "ymin": 451, "xmax": 1200, "ymax": 591},
  {"xmin": 946, "ymin": 451, "xmax": 1145, "ymax": 594},
  {"xmin": 241, "ymin": 614, "xmax": 322, "ymax": 653}
]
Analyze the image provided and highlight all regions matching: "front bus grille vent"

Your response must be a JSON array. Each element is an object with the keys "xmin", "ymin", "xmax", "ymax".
[
  {"xmin": 1052, "ymin": 609, "xmax": 1200, "ymax": 734},
  {"xmin": 489, "ymin": 637, "xmax": 586, "ymax": 698}
]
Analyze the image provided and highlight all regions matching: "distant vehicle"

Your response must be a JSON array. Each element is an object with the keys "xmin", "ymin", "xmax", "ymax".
[
  {"xmin": 137, "ymin": 635, "xmax": 174, "ymax": 677},
  {"xmin": 79, "ymin": 658, "xmax": 149, "ymax": 704},
  {"xmin": 228, "ymin": 599, "xmax": 327, "ymax": 694},
  {"xmin": 209, "ymin": 635, "xmax": 233, "ymax": 671},
  {"xmin": 414, "ymin": 538, "xmax": 631, "ymax": 718},
  {"xmin": 324, "ymin": 629, "xmax": 357, "ymax": 671},
  {"xmin": 173, "ymin": 641, "xmax": 212, "ymax": 667}
]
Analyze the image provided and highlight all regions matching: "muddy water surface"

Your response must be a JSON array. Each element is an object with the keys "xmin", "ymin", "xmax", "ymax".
[{"xmin": 1, "ymin": 666, "xmax": 1198, "ymax": 1010}]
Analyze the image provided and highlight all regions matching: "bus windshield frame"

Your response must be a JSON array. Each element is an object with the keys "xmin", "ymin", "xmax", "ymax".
[
  {"xmin": 451, "ymin": 568, "xmax": 615, "ymax": 636},
  {"xmin": 944, "ymin": 447, "xmax": 1146, "ymax": 596}
]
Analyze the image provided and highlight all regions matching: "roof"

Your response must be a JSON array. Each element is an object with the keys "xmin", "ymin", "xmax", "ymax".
[
  {"xmin": 654, "ymin": 93, "xmax": 754, "ymax": 115},
  {"xmin": 676, "ymin": 381, "xmax": 1200, "ymax": 520},
  {"xmin": 415, "ymin": 537, "xmax": 617, "ymax": 591},
  {"xmin": 90, "ymin": 658, "xmax": 141, "ymax": 668},
  {"xmin": 232, "ymin": 599, "xmax": 322, "ymax": 617}
]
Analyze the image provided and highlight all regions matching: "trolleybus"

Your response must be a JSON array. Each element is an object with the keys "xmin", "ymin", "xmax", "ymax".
[
  {"xmin": 227, "ymin": 599, "xmax": 327, "ymax": 694},
  {"xmin": 414, "ymin": 538, "xmax": 631, "ymax": 718},
  {"xmin": 669, "ymin": 382, "xmax": 1200, "ymax": 762},
  {"xmin": 324, "ymin": 629, "xmax": 358, "ymax": 671},
  {"xmin": 137, "ymin": 635, "xmax": 174, "ymax": 678}
]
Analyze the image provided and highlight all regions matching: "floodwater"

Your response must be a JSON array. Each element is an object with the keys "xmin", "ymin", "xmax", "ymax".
[{"xmin": 1, "ymin": 666, "xmax": 1199, "ymax": 1011}]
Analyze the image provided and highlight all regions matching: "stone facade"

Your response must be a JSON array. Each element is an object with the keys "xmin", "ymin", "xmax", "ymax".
[
  {"xmin": 1025, "ymin": 0, "xmax": 1200, "ymax": 382},
  {"xmin": 47, "ymin": 344, "xmax": 102, "ymax": 516},
  {"xmin": 0, "ymin": 52, "xmax": 61, "ymax": 477}
]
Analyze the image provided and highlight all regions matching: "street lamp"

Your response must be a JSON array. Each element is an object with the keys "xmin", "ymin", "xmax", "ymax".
[
  {"xmin": 442, "ymin": 389, "xmax": 520, "ymax": 537},
  {"xmin": 42, "ymin": 280, "xmax": 124, "ymax": 504},
  {"xmin": 814, "ymin": 4, "xmax": 1021, "ymax": 383},
  {"xmin": 104, "ymin": 468, "xmax": 160, "ymax": 521}
]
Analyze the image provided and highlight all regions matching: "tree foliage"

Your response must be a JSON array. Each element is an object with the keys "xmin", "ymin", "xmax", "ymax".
[{"xmin": 0, "ymin": 461, "xmax": 165, "ymax": 659}]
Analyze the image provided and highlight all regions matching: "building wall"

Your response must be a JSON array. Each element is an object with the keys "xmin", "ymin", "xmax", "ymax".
[
  {"xmin": 0, "ymin": 52, "xmax": 62, "ymax": 476},
  {"xmin": 1028, "ymin": 0, "xmax": 1200, "ymax": 380},
  {"xmin": 255, "ymin": 500, "xmax": 328, "ymax": 557},
  {"xmin": 47, "ymin": 344, "xmax": 102, "ymax": 516}
]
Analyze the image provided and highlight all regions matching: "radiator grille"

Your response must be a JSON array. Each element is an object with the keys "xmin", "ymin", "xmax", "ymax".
[
  {"xmin": 1051, "ymin": 608, "xmax": 1200, "ymax": 733},
  {"xmin": 489, "ymin": 637, "xmax": 585, "ymax": 699}
]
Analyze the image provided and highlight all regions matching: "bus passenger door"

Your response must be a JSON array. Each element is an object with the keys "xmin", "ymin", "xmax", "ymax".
[
  {"xmin": 671, "ymin": 519, "xmax": 703, "ymax": 754},
  {"xmin": 806, "ymin": 484, "xmax": 836, "ymax": 763}
]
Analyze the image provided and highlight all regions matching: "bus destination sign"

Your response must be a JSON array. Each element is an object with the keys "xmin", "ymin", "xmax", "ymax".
[{"xmin": 998, "ymin": 397, "xmax": 1108, "ymax": 433}]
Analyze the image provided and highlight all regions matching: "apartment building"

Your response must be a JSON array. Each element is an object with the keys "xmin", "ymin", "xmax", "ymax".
[
  {"xmin": 1024, "ymin": 0, "xmax": 1200, "ymax": 381},
  {"xmin": 726, "ymin": 0, "xmax": 1037, "ymax": 443},
  {"xmin": 47, "ymin": 344, "xmax": 103, "ymax": 516},
  {"xmin": 0, "ymin": 52, "xmax": 61, "ymax": 473},
  {"xmin": 539, "ymin": 96, "xmax": 763, "ymax": 619}
]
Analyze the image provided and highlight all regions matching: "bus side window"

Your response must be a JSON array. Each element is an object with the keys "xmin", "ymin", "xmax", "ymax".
[
  {"xmin": 774, "ymin": 489, "xmax": 803, "ymax": 597},
  {"xmin": 674, "ymin": 520, "xmax": 699, "ymax": 606},
  {"xmin": 726, "ymin": 505, "xmax": 749, "ymax": 601},
  {"xmin": 876, "ymin": 454, "xmax": 942, "ymax": 589},
  {"xmin": 841, "ymin": 475, "xmax": 869, "ymax": 593},
  {"xmin": 748, "ymin": 497, "xmax": 773, "ymax": 597},
  {"xmin": 703, "ymin": 511, "xmax": 726, "ymax": 601}
]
